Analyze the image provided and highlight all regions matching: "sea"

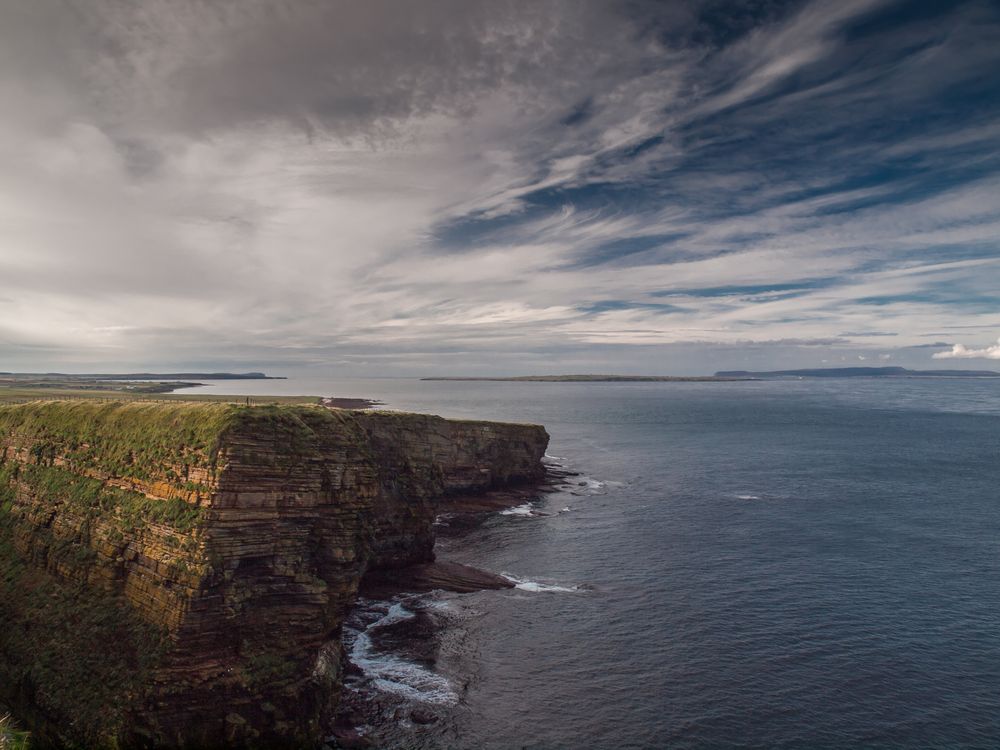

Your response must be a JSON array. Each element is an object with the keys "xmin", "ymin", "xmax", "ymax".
[{"xmin": 185, "ymin": 376, "xmax": 1000, "ymax": 749}]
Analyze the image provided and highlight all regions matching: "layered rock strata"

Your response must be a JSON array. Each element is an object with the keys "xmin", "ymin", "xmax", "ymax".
[{"xmin": 0, "ymin": 401, "xmax": 547, "ymax": 748}]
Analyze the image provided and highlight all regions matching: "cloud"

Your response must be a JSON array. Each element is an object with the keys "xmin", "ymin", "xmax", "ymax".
[
  {"xmin": 932, "ymin": 338, "xmax": 1000, "ymax": 360},
  {"xmin": 0, "ymin": 0, "xmax": 999, "ymax": 374}
]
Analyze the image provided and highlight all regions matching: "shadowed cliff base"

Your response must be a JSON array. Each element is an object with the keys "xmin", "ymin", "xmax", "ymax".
[
  {"xmin": 435, "ymin": 464, "xmax": 578, "ymax": 526},
  {"xmin": 357, "ymin": 449, "xmax": 573, "ymax": 605}
]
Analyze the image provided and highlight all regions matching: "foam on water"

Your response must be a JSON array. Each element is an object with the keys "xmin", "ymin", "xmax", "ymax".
[
  {"xmin": 499, "ymin": 502, "xmax": 536, "ymax": 516},
  {"xmin": 560, "ymin": 475, "xmax": 610, "ymax": 496},
  {"xmin": 736, "ymin": 494, "xmax": 761, "ymax": 500},
  {"xmin": 422, "ymin": 597, "xmax": 455, "ymax": 613},
  {"xmin": 376, "ymin": 602, "xmax": 417, "ymax": 627},
  {"xmin": 503, "ymin": 574, "xmax": 582, "ymax": 593},
  {"xmin": 349, "ymin": 602, "xmax": 458, "ymax": 706}
]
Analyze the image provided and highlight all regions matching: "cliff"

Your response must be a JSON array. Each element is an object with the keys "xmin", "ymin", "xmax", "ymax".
[{"xmin": 0, "ymin": 401, "xmax": 548, "ymax": 748}]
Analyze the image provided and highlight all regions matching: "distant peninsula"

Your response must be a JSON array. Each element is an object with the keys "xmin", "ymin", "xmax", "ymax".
[
  {"xmin": 714, "ymin": 366, "xmax": 1000, "ymax": 378},
  {"xmin": 421, "ymin": 374, "xmax": 754, "ymax": 382},
  {"xmin": 0, "ymin": 371, "xmax": 285, "ymax": 380},
  {"xmin": 0, "ymin": 372, "xmax": 289, "ymax": 402}
]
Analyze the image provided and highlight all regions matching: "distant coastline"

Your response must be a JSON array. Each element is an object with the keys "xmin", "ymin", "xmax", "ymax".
[
  {"xmin": 421, "ymin": 375, "xmax": 756, "ymax": 382},
  {"xmin": 714, "ymin": 367, "xmax": 1000, "ymax": 378},
  {"xmin": 423, "ymin": 367, "xmax": 1000, "ymax": 382},
  {"xmin": 0, "ymin": 373, "xmax": 296, "ymax": 403},
  {"xmin": 0, "ymin": 372, "xmax": 285, "ymax": 380}
]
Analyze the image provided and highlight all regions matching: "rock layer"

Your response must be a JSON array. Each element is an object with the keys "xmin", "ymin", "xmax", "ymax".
[{"xmin": 0, "ymin": 401, "xmax": 547, "ymax": 747}]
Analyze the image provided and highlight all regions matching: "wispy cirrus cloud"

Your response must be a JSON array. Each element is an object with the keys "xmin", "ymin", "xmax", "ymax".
[{"xmin": 0, "ymin": 0, "xmax": 998, "ymax": 374}]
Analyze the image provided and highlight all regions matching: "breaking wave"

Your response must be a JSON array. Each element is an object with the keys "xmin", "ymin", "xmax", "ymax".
[
  {"xmin": 503, "ymin": 574, "xmax": 582, "ymax": 593},
  {"xmin": 499, "ymin": 502, "xmax": 537, "ymax": 516},
  {"xmin": 348, "ymin": 602, "xmax": 458, "ymax": 706}
]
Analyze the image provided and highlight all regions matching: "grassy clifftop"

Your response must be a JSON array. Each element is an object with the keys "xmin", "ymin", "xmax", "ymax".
[
  {"xmin": 0, "ymin": 400, "xmax": 342, "ymax": 475},
  {"xmin": 0, "ymin": 400, "xmax": 239, "ymax": 476}
]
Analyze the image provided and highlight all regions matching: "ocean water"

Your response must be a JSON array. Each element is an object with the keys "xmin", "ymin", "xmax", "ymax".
[{"xmin": 187, "ymin": 377, "xmax": 1000, "ymax": 748}]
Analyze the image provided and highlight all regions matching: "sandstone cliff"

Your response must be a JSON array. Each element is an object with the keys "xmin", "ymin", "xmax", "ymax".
[{"xmin": 0, "ymin": 401, "xmax": 548, "ymax": 748}]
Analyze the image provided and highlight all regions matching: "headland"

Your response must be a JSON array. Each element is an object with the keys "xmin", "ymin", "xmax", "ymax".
[{"xmin": 0, "ymin": 399, "xmax": 548, "ymax": 747}]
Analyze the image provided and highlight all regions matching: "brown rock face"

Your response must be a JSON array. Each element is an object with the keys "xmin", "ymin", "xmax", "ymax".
[{"xmin": 0, "ymin": 402, "xmax": 547, "ymax": 748}]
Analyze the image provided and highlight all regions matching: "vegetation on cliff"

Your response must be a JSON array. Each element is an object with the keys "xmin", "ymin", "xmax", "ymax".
[
  {"xmin": 0, "ymin": 376, "xmax": 320, "ymax": 405},
  {"xmin": 0, "ymin": 400, "xmax": 241, "ymax": 476},
  {"xmin": 0, "ymin": 402, "xmax": 370, "ymax": 533},
  {"xmin": 0, "ymin": 519, "xmax": 168, "ymax": 746},
  {"xmin": 0, "ymin": 712, "xmax": 30, "ymax": 750},
  {"xmin": 2, "ymin": 462, "xmax": 204, "ymax": 536},
  {"xmin": 0, "ymin": 402, "xmax": 239, "ymax": 745}
]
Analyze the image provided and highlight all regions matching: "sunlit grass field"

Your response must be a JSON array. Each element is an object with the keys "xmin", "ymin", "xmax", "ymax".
[{"xmin": 0, "ymin": 386, "xmax": 319, "ymax": 406}]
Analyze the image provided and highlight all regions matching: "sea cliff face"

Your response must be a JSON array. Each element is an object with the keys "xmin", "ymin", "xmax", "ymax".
[{"xmin": 0, "ymin": 401, "xmax": 548, "ymax": 748}]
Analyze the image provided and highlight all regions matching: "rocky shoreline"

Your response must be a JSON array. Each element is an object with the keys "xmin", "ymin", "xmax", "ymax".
[
  {"xmin": 321, "ymin": 397, "xmax": 384, "ymax": 410},
  {"xmin": 327, "ymin": 462, "xmax": 578, "ymax": 749}
]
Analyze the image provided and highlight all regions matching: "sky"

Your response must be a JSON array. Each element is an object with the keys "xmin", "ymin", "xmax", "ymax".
[{"xmin": 1, "ymin": 0, "xmax": 999, "ymax": 376}]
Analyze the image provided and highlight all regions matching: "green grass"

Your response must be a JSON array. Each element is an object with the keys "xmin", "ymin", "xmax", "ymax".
[
  {"xmin": 0, "ymin": 400, "xmax": 245, "ymax": 478},
  {"xmin": 0, "ymin": 712, "xmax": 30, "ymax": 750},
  {"xmin": 0, "ymin": 386, "xmax": 320, "ymax": 405},
  {"xmin": 0, "ymin": 401, "xmax": 352, "ymax": 535},
  {"xmin": 7, "ymin": 464, "xmax": 204, "ymax": 534}
]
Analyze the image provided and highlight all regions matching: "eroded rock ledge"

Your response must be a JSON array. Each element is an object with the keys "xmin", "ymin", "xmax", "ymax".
[{"xmin": 0, "ymin": 401, "xmax": 548, "ymax": 748}]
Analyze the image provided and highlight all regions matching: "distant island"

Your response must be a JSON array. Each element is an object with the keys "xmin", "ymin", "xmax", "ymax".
[
  {"xmin": 714, "ymin": 367, "xmax": 1000, "ymax": 378},
  {"xmin": 423, "ymin": 367, "xmax": 1000, "ymax": 382},
  {"xmin": 421, "ymin": 374, "xmax": 755, "ymax": 382}
]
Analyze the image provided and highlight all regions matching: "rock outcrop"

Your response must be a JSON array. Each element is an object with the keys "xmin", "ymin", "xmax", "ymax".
[{"xmin": 0, "ymin": 401, "xmax": 547, "ymax": 748}]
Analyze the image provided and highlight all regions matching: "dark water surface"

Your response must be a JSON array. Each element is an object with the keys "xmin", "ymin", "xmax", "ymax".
[{"xmin": 188, "ymin": 378, "xmax": 1000, "ymax": 748}]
